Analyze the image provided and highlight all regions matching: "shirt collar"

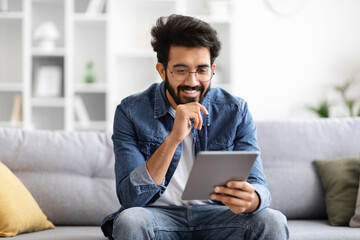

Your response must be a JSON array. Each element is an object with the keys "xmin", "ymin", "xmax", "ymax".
[
  {"xmin": 154, "ymin": 81, "xmax": 170, "ymax": 119},
  {"xmin": 168, "ymin": 107, "xmax": 176, "ymax": 118}
]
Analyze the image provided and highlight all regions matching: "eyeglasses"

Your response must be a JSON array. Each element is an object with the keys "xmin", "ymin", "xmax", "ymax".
[{"xmin": 167, "ymin": 66, "xmax": 214, "ymax": 82}]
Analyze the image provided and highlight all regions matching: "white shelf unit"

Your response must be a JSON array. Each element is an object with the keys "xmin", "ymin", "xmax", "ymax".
[
  {"xmin": 31, "ymin": 97, "xmax": 66, "ymax": 107},
  {"xmin": 32, "ymin": 48, "xmax": 66, "ymax": 56},
  {"xmin": 110, "ymin": 0, "xmax": 236, "ymax": 112},
  {"xmin": 0, "ymin": 13, "xmax": 24, "ymax": 19},
  {"xmin": 0, "ymin": 0, "xmax": 25, "ymax": 129},
  {"xmin": 0, "ymin": 121, "xmax": 23, "ymax": 128},
  {"xmin": 0, "ymin": 0, "xmax": 111, "ymax": 131},
  {"xmin": 75, "ymin": 82, "xmax": 107, "ymax": 93},
  {"xmin": 73, "ymin": 13, "xmax": 107, "ymax": 22},
  {"xmin": 72, "ymin": 0, "xmax": 109, "ymax": 132},
  {"xmin": 1, "ymin": 0, "xmax": 233, "ymax": 131},
  {"xmin": 0, "ymin": 83, "xmax": 23, "ymax": 92}
]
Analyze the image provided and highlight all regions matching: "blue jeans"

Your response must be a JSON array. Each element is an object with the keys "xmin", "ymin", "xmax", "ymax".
[{"xmin": 112, "ymin": 205, "xmax": 289, "ymax": 240}]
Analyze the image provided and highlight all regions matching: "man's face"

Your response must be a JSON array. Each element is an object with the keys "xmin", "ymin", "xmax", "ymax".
[{"xmin": 161, "ymin": 45, "xmax": 215, "ymax": 108}]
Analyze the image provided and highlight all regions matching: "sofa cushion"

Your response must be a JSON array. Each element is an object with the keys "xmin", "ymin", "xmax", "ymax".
[
  {"xmin": 350, "ymin": 171, "xmax": 360, "ymax": 227},
  {"xmin": 9, "ymin": 221, "xmax": 360, "ymax": 240},
  {"xmin": 0, "ymin": 162, "xmax": 54, "ymax": 237},
  {"xmin": 0, "ymin": 128, "xmax": 120, "ymax": 226},
  {"xmin": 7, "ymin": 226, "xmax": 106, "ymax": 240},
  {"xmin": 314, "ymin": 157, "xmax": 360, "ymax": 226},
  {"xmin": 288, "ymin": 220, "xmax": 360, "ymax": 240},
  {"xmin": 256, "ymin": 117, "xmax": 360, "ymax": 219}
]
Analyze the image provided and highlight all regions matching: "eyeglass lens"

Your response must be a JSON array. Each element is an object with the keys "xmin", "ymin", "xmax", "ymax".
[{"xmin": 170, "ymin": 66, "xmax": 213, "ymax": 82}]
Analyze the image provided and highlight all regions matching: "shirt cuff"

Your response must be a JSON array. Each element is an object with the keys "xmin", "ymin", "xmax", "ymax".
[
  {"xmin": 130, "ymin": 161, "xmax": 165, "ymax": 187},
  {"xmin": 244, "ymin": 183, "xmax": 272, "ymax": 216}
]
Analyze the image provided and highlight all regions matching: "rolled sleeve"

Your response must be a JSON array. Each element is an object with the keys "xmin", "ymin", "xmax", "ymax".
[
  {"xmin": 130, "ymin": 161, "xmax": 166, "ymax": 188},
  {"xmin": 113, "ymin": 103, "xmax": 166, "ymax": 209},
  {"xmin": 249, "ymin": 183, "xmax": 272, "ymax": 215}
]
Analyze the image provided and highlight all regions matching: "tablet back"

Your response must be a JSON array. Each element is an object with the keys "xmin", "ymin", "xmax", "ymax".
[{"xmin": 181, "ymin": 151, "xmax": 258, "ymax": 200}]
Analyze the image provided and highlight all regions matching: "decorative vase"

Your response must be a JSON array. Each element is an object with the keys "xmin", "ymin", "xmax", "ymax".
[{"xmin": 84, "ymin": 61, "xmax": 96, "ymax": 84}]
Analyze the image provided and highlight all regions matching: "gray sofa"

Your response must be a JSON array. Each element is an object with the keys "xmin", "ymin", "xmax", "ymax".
[{"xmin": 1, "ymin": 117, "xmax": 360, "ymax": 239}]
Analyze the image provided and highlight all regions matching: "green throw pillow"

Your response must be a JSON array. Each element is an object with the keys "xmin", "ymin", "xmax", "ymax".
[
  {"xmin": 314, "ymin": 157, "xmax": 360, "ymax": 226},
  {"xmin": 350, "ymin": 176, "xmax": 360, "ymax": 227}
]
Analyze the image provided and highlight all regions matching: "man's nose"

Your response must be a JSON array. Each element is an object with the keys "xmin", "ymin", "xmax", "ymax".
[{"xmin": 184, "ymin": 71, "xmax": 198, "ymax": 86}]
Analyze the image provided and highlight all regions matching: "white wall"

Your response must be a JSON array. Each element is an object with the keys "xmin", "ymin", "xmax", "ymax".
[
  {"xmin": 109, "ymin": 0, "xmax": 360, "ymax": 120},
  {"xmin": 233, "ymin": 0, "xmax": 360, "ymax": 120}
]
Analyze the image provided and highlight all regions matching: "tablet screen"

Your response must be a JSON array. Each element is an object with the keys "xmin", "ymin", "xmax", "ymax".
[{"xmin": 181, "ymin": 151, "xmax": 258, "ymax": 200}]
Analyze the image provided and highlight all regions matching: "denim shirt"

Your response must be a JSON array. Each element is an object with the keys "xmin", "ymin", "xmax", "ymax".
[{"xmin": 101, "ymin": 81, "xmax": 271, "ymax": 238}]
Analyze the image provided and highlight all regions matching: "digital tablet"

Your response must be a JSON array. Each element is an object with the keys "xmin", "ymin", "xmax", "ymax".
[{"xmin": 181, "ymin": 151, "xmax": 258, "ymax": 200}]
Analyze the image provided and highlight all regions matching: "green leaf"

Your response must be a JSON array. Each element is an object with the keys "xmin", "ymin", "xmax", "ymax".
[
  {"xmin": 345, "ymin": 99, "xmax": 356, "ymax": 116},
  {"xmin": 334, "ymin": 78, "xmax": 354, "ymax": 96},
  {"xmin": 307, "ymin": 100, "xmax": 330, "ymax": 118}
]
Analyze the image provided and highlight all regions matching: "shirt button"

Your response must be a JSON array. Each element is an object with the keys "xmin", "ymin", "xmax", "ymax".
[
  {"xmin": 165, "ymin": 180, "xmax": 168, "ymax": 185},
  {"xmin": 173, "ymin": 158, "xmax": 179, "ymax": 162},
  {"xmin": 108, "ymin": 214, "xmax": 113, "ymax": 218}
]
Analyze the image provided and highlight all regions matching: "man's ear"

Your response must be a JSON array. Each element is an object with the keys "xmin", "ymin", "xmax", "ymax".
[
  {"xmin": 156, "ymin": 62, "xmax": 166, "ymax": 81},
  {"xmin": 212, "ymin": 63, "xmax": 216, "ymax": 73}
]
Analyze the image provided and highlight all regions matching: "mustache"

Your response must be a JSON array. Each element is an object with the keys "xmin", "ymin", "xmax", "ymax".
[{"xmin": 177, "ymin": 85, "xmax": 204, "ymax": 91}]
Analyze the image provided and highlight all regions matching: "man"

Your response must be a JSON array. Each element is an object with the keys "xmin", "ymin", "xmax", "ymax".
[{"xmin": 101, "ymin": 14, "xmax": 289, "ymax": 240}]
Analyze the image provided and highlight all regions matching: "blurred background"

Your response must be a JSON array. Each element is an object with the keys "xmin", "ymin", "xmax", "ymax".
[{"xmin": 0, "ymin": 0, "xmax": 360, "ymax": 132}]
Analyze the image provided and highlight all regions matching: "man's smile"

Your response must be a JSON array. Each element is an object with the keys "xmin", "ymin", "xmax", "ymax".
[{"xmin": 182, "ymin": 89, "xmax": 200, "ymax": 97}]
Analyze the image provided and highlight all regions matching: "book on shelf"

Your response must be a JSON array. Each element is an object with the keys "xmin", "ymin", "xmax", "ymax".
[
  {"xmin": 86, "ymin": 0, "xmax": 106, "ymax": 15},
  {"xmin": 10, "ymin": 93, "xmax": 22, "ymax": 127},
  {"xmin": 74, "ymin": 95, "xmax": 90, "ymax": 128}
]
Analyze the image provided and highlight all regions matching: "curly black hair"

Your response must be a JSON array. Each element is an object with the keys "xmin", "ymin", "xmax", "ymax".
[{"xmin": 151, "ymin": 14, "xmax": 221, "ymax": 66}]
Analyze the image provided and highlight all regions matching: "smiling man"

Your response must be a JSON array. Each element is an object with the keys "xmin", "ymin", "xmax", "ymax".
[
  {"xmin": 162, "ymin": 46, "xmax": 212, "ymax": 106},
  {"xmin": 101, "ymin": 14, "xmax": 289, "ymax": 240}
]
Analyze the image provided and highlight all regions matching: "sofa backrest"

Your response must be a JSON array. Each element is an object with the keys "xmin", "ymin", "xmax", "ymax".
[
  {"xmin": 1, "ymin": 117, "xmax": 359, "ymax": 224},
  {"xmin": 256, "ymin": 117, "xmax": 360, "ymax": 219},
  {"xmin": 0, "ymin": 128, "xmax": 120, "ymax": 226}
]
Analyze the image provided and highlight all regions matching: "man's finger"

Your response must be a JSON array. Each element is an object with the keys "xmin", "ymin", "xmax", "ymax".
[
  {"xmin": 211, "ymin": 194, "xmax": 250, "ymax": 208},
  {"xmin": 197, "ymin": 110, "xmax": 203, "ymax": 130},
  {"xmin": 191, "ymin": 114, "xmax": 200, "ymax": 130},
  {"xmin": 200, "ymin": 105, "xmax": 208, "ymax": 115},
  {"xmin": 214, "ymin": 186, "xmax": 254, "ymax": 202},
  {"xmin": 214, "ymin": 186, "xmax": 242, "ymax": 199},
  {"xmin": 226, "ymin": 181, "xmax": 254, "ymax": 193}
]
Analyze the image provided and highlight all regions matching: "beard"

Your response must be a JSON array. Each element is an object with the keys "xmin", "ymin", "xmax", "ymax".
[{"xmin": 165, "ymin": 74, "xmax": 210, "ymax": 105}]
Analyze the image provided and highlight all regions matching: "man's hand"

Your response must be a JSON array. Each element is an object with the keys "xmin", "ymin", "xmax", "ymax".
[
  {"xmin": 210, "ymin": 181, "xmax": 259, "ymax": 214},
  {"xmin": 168, "ymin": 102, "xmax": 208, "ymax": 144},
  {"xmin": 147, "ymin": 102, "xmax": 207, "ymax": 185}
]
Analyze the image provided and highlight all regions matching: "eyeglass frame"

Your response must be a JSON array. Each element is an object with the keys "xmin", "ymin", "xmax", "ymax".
[{"xmin": 166, "ymin": 64, "xmax": 215, "ymax": 82}]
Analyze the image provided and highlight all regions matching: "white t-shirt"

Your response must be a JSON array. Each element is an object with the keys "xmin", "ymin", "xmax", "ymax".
[{"xmin": 151, "ymin": 107, "xmax": 210, "ymax": 206}]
